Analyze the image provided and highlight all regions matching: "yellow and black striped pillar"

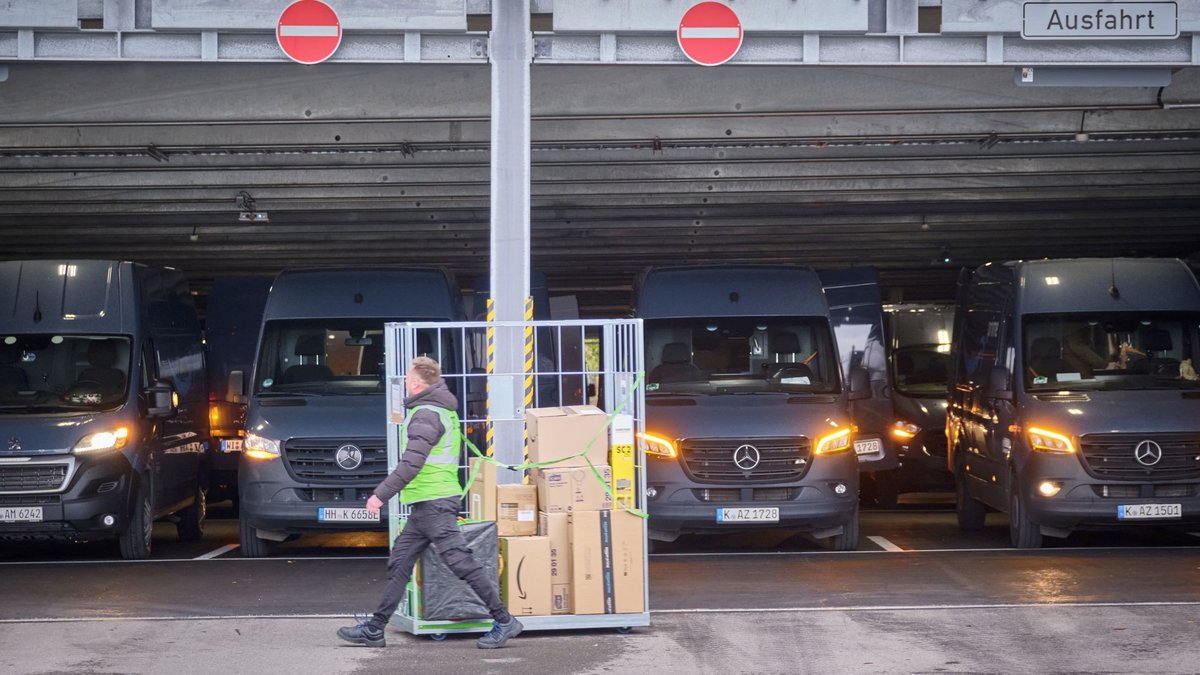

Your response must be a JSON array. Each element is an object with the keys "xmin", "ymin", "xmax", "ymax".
[
  {"xmin": 485, "ymin": 298, "xmax": 495, "ymax": 458},
  {"xmin": 522, "ymin": 296, "xmax": 534, "ymax": 483}
]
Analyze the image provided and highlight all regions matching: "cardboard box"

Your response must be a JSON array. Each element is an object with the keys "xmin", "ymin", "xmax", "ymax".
[
  {"xmin": 467, "ymin": 458, "xmax": 496, "ymax": 522},
  {"xmin": 499, "ymin": 536, "xmax": 552, "ymax": 617},
  {"xmin": 609, "ymin": 414, "xmax": 635, "ymax": 510},
  {"xmin": 569, "ymin": 510, "xmax": 645, "ymax": 615},
  {"xmin": 525, "ymin": 405, "xmax": 609, "ymax": 467},
  {"xmin": 539, "ymin": 511, "xmax": 572, "ymax": 614},
  {"xmin": 535, "ymin": 465, "xmax": 613, "ymax": 514},
  {"xmin": 496, "ymin": 484, "xmax": 537, "ymax": 537}
]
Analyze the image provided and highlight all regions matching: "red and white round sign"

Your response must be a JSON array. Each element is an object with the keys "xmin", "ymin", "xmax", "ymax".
[
  {"xmin": 276, "ymin": 0, "xmax": 342, "ymax": 65},
  {"xmin": 677, "ymin": 2, "xmax": 743, "ymax": 67}
]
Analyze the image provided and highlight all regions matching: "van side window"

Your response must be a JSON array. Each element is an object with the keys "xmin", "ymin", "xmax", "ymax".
[{"xmin": 957, "ymin": 310, "xmax": 1000, "ymax": 386}]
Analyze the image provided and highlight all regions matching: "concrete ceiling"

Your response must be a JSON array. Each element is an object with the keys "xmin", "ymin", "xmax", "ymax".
[{"xmin": 2, "ymin": 62, "xmax": 1199, "ymax": 314}]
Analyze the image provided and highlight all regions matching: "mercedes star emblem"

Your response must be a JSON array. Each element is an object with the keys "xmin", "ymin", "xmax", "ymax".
[
  {"xmin": 733, "ymin": 444, "xmax": 761, "ymax": 471},
  {"xmin": 1133, "ymin": 439, "xmax": 1163, "ymax": 467},
  {"xmin": 335, "ymin": 444, "xmax": 364, "ymax": 471},
  {"xmin": 7, "ymin": 437, "xmax": 20, "ymax": 452}
]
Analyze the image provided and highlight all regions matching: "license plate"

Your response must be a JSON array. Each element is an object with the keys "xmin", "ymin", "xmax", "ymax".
[
  {"xmin": 1117, "ymin": 503, "xmax": 1181, "ymax": 520},
  {"xmin": 220, "ymin": 439, "xmax": 243, "ymax": 453},
  {"xmin": 854, "ymin": 438, "xmax": 882, "ymax": 456},
  {"xmin": 0, "ymin": 507, "xmax": 43, "ymax": 523},
  {"xmin": 717, "ymin": 507, "xmax": 780, "ymax": 523},
  {"xmin": 318, "ymin": 508, "xmax": 379, "ymax": 523}
]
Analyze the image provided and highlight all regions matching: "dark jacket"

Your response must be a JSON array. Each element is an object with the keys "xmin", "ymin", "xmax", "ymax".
[{"xmin": 373, "ymin": 380, "xmax": 459, "ymax": 502}]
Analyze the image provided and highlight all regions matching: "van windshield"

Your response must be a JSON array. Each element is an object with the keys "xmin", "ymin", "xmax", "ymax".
[
  {"xmin": 892, "ymin": 345, "xmax": 950, "ymax": 397},
  {"xmin": 254, "ymin": 320, "xmax": 448, "ymax": 395},
  {"xmin": 644, "ymin": 317, "xmax": 840, "ymax": 394},
  {"xmin": 0, "ymin": 334, "xmax": 132, "ymax": 413},
  {"xmin": 1023, "ymin": 313, "xmax": 1200, "ymax": 391}
]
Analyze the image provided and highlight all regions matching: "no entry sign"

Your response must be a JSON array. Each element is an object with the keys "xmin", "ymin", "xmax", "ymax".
[
  {"xmin": 277, "ymin": 0, "xmax": 342, "ymax": 65},
  {"xmin": 677, "ymin": 2, "xmax": 743, "ymax": 67}
]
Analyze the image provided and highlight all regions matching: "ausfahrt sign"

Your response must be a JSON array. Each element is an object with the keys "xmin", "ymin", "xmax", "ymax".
[
  {"xmin": 677, "ymin": 2, "xmax": 743, "ymax": 66},
  {"xmin": 1022, "ymin": 2, "xmax": 1179, "ymax": 40},
  {"xmin": 277, "ymin": 0, "xmax": 343, "ymax": 65}
]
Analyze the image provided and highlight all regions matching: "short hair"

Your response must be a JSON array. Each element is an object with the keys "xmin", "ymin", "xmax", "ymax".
[{"xmin": 408, "ymin": 356, "xmax": 442, "ymax": 385}]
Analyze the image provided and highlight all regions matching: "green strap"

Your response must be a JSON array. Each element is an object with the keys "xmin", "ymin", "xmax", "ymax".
[{"xmin": 459, "ymin": 371, "xmax": 648, "ymax": 520}]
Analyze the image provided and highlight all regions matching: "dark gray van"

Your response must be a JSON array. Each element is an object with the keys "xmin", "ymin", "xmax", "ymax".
[
  {"xmin": 236, "ymin": 268, "xmax": 464, "ymax": 556},
  {"xmin": 883, "ymin": 303, "xmax": 955, "ymax": 500},
  {"xmin": 949, "ymin": 258, "xmax": 1200, "ymax": 547},
  {"xmin": 636, "ymin": 266, "xmax": 866, "ymax": 551},
  {"xmin": 0, "ymin": 260, "xmax": 208, "ymax": 558}
]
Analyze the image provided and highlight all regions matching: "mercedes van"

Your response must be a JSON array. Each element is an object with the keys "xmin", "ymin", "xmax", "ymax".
[
  {"xmin": 884, "ymin": 304, "xmax": 954, "ymax": 501},
  {"xmin": 0, "ymin": 260, "xmax": 209, "ymax": 559},
  {"xmin": 635, "ymin": 266, "xmax": 866, "ymax": 551},
  {"xmin": 235, "ymin": 268, "xmax": 464, "ymax": 556},
  {"xmin": 948, "ymin": 258, "xmax": 1200, "ymax": 547}
]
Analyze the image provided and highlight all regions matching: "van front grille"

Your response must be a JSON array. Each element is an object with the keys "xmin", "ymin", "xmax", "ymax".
[
  {"xmin": 679, "ymin": 437, "xmax": 811, "ymax": 483},
  {"xmin": 283, "ymin": 438, "xmax": 388, "ymax": 483},
  {"xmin": 0, "ymin": 464, "xmax": 69, "ymax": 492},
  {"xmin": 1078, "ymin": 433, "xmax": 1200, "ymax": 480}
]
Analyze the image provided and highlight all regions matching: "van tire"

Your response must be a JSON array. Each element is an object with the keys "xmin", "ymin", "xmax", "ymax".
[
  {"xmin": 176, "ymin": 484, "xmax": 206, "ymax": 542},
  {"xmin": 239, "ymin": 517, "xmax": 274, "ymax": 558},
  {"xmin": 1009, "ymin": 471, "xmax": 1043, "ymax": 549},
  {"xmin": 118, "ymin": 483, "xmax": 153, "ymax": 560},
  {"xmin": 827, "ymin": 508, "xmax": 859, "ymax": 551},
  {"xmin": 955, "ymin": 465, "xmax": 987, "ymax": 531}
]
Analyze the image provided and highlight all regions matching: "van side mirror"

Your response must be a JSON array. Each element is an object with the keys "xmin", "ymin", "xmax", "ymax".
[
  {"xmin": 466, "ymin": 367, "xmax": 486, "ymax": 404},
  {"xmin": 987, "ymin": 365, "xmax": 1013, "ymax": 400},
  {"xmin": 848, "ymin": 366, "xmax": 871, "ymax": 400},
  {"xmin": 146, "ymin": 381, "xmax": 177, "ymax": 418},
  {"xmin": 227, "ymin": 370, "xmax": 245, "ymax": 403}
]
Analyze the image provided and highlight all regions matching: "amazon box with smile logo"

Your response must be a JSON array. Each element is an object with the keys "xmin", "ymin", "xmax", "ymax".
[{"xmin": 499, "ymin": 536, "xmax": 551, "ymax": 617}]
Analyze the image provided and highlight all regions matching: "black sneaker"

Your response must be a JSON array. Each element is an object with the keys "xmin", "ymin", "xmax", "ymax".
[
  {"xmin": 477, "ymin": 617, "xmax": 523, "ymax": 649},
  {"xmin": 337, "ymin": 614, "xmax": 385, "ymax": 648}
]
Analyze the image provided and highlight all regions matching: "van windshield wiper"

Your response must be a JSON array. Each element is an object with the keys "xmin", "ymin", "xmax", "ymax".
[{"xmin": 256, "ymin": 391, "xmax": 321, "ymax": 397}]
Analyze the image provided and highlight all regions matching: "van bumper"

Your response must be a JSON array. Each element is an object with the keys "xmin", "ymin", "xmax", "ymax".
[
  {"xmin": 238, "ymin": 454, "xmax": 388, "ymax": 534},
  {"xmin": 645, "ymin": 452, "xmax": 859, "ymax": 538},
  {"xmin": 1019, "ymin": 456, "xmax": 1200, "ymax": 531},
  {"xmin": 0, "ymin": 451, "xmax": 135, "ymax": 541}
]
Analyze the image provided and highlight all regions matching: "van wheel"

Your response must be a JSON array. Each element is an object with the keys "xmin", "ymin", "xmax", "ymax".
[
  {"xmin": 118, "ymin": 483, "xmax": 153, "ymax": 560},
  {"xmin": 1009, "ymin": 471, "xmax": 1043, "ymax": 549},
  {"xmin": 239, "ymin": 517, "xmax": 274, "ymax": 558},
  {"xmin": 176, "ymin": 484, "xmax": 206, "ymax": 542},
  {"xmin": 955, "ymin": 465, "xmax": 987, "ymax": 531},
  {"xmin": 827, "ymin": 508, "xmax": 859, "ymax": 551}
]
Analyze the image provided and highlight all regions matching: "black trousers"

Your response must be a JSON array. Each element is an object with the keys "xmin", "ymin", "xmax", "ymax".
[{"xmin": 370, "ymin": 496, "xmax": 509, "ymax": 629}]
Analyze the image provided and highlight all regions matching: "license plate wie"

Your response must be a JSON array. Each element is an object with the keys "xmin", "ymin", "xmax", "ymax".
[
  {"xmin": 854, "ymin": 438, "xmax": 882, "ymax": 456},
  {"xmin": 1117, "ymin": 503, "xmax": 1182, "ymax": 520},
  {"xmin": 717, "ymin": 507, "xmax": 780, "ymax": 523},
  {"xmin": 0, "ymin": 506, "xmax": 43, "ymax": 523},
  {"xmin": 318, "ymin": 508, "xmax": 379, "ymax": 523},
  {"xmin": 220, "ymin": 439, "xmax": 243, "ymax": 453}
]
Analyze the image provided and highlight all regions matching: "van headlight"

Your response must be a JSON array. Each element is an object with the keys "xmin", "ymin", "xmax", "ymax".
[
  {"xmin": 637, "ymin": 432, "xmax": 677, "ymax": 459},
  {"xmin": 1027, "ymin": 427, "xmax": 1075, "ymax": 454},
  {"xmin": 244, "ymin": 433, "xmax": 281, "ymax": 460},
  {"xmin": 891, "ymin": 420, "xmax": 921, "ymax": 440},
  {"xmin": 73, "ymin": 427, "xmax": 129, "ymax": 454},
  {"xmin": 815, "ymin": 428, "xmax": 851, "ymax": 455}
]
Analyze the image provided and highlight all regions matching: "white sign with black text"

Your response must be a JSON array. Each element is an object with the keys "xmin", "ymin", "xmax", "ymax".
[{"xmin": 1022, "ymin": 2, "xmax": 1179, "ymax": 39}]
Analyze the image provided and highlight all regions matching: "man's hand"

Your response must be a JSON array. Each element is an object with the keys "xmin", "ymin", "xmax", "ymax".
[{"xmin": 365, "ymin": 494, "xmax": 384, "ymax": 515}]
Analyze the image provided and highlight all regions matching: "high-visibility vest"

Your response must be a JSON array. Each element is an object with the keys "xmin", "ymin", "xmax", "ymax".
[{"xmin": 399, "ymin": 405, "xmax": 463, "ymax": 505}]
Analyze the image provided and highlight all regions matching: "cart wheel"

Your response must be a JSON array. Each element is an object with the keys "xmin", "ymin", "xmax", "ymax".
[
  {"xmin": 430, "ymin": 633, "xmax": 447, "ymax": 641},
  {"xmin": 616, "ymin": 626, "xmax": 633, "ymax": 634}
]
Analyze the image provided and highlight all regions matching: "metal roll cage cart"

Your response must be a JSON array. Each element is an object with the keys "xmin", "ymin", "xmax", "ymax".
[{"xmin": 384, "ymin": 318, "xmax": 649, "ymax": 638}]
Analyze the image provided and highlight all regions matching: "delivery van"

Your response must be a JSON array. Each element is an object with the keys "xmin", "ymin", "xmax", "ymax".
[
  {"xmin": 819, "ymin": 268, "xmax": 898, "ymax": 505},
  {"xmin": 948, "ymin": 258, "xmax": 1200, "ymax": 547},
  {"xmin": 203, "ymin": 276, "xmax": 272, "ymax": 506},
  {"xmin": 883, "ymin": 303, "xmax": 955, "ymax": 502},
  {"xmin": 235, "ymin": 268, "xmax": 464, "ymax": 556},
  {"xmin": 635, "ymin": 266, "xmax": 866, "ymax": 551},
  {"xmin": 0, "ymin": 260, "xmax": 209, "ymax": 559}
]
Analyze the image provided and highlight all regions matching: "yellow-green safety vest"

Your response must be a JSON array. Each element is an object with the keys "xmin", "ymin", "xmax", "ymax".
[{"xmin": 399, "ymin": 405, "xmax": 463, "ymax": 505}]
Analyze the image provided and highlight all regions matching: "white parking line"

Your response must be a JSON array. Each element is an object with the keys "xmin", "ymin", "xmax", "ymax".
[
  {"xmin": 0, "ymin": 555, "xmax": 386, "ymax": 566},
  {"xmin": 5, "ymin": 600, "xmax": 1200, "ymax": 624},
  {"xmin": 649, "ymin": 543, "xmax": 1200, "ymax": 557},
  {"xmin": 193, "ymin": 544, "xmax": 239, "ymax": 560},
  {"xmin": 867, "ymin": 536, "xmax": 905, "ymax": 552}
]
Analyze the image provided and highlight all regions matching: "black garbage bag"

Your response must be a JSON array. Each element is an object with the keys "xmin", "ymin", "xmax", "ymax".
[{"xmin": 418, "ymin": 520, "xmax": 499, "ymax": 621}]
